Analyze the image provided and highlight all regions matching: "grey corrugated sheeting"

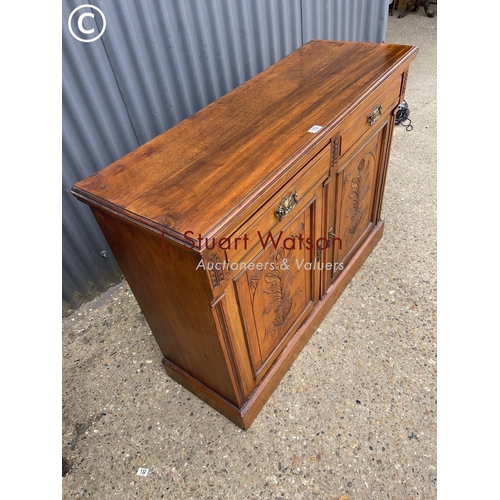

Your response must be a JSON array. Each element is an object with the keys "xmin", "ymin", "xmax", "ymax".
[
  {"xmin": 92, "ymin": 0, "xmax": 303, "ymax": 143},
  {"xmin": 63, "ymin": 0, "xmax": 140, "ymax": 310},
  {"xmin": 62, "ymin": 0, "xmax": 388, "ymax": 311},
  {"xmin": 302, "ymin": 0, "xmax": 388, "ymax": 43}
]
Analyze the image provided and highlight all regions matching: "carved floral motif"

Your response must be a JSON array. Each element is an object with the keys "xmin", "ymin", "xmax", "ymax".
[
  {"xmin": 347, "ymin": 158, "xmax": 365, "ymax": 235},
  {"xmin": 341, "ymin": 146, "xmax": 378, "ymax": 237},
  {"xmin": 263, "ymin": 247, "xmax": 299, "ymax": 327},
  {"xmin": 248, "ymin": 246, "xmax": 301, "ymax": 341}
]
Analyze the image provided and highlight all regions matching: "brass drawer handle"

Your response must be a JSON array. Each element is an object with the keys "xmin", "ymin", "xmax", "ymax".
[
  {"xmin": 367, "ymin": 105, "xmax": 382, "ymax": 126},
  {"xmin": 275, "ymin": 191, "xmax": 299, "ymax": 221}
]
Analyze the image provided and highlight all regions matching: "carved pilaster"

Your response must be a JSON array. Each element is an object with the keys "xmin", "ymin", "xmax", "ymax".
[
  {"xmin": 331, "ymin": 135, "xmax": 339, "ymax": 171},
  {"xmin": 401, "ymin": 70, "xmax": 409, "ymax": 99},
  {"xmin": 207, "ymin": 253, "xmax": 225, "ymax": 289}
]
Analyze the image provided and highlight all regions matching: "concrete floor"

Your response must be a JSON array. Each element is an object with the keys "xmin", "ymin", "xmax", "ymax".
[{"xmin": 62, "ymin": 10, "xmax": 437, "ymax": 500}]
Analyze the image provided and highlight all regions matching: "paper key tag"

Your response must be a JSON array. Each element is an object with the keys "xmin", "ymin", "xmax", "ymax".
[
  {"xmin": 308, "ymin": 125, "xmax": 323, "ymax": 133},
  {"xmin": 137, "ymin": 467, "xmax": 149, "ymax": 477}
]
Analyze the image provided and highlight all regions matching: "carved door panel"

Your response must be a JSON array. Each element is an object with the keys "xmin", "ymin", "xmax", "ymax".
[
  {"xmin": 230, "ymin": 184, "xmax": 323, "ymax": 380},
  {"xmin": 333, "ymin": 128, "xmax": 384, "ymax": 268}
]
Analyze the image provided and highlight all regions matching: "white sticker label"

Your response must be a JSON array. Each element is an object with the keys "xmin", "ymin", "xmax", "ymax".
[
  {"xmin": 308, "ymin": 125, "xmax": 323, "ymax": 133},
  {"xmin": 137, "ymin": 467, "xmax": 149, "ymax": 477}
]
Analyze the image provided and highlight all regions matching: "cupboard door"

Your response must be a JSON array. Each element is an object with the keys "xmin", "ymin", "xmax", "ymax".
[
  {"xmin": 333, "ymin": 127, "xmax": 385, "ymax": 270},
  {"xmin": 230, "ymin": 183, "xmax": 323, "ymax": 380}
]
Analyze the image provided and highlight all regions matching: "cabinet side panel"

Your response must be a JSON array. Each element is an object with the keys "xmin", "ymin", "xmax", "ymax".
[{"xmin": 90, "ymin": 207, "xmax": 239, "ymax": 406}]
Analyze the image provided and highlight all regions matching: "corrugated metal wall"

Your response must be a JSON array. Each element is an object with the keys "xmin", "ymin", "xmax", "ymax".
[{"xmin": 62, "ymin": 0, "xmax": 388, "ymax": 311}]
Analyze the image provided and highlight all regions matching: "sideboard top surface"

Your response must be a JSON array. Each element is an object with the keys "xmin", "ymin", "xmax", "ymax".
[{"xmin": 72, "ymin": 40, "xmax": 418, "ymax": 244}]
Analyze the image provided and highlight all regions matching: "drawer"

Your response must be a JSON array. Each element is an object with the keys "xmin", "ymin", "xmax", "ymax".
[
  {"xmin": 339, "ymin": 74, "xmax": 401, "ymax": 157},
  {"xmin": 228, "ymin": 145, "xmax": 330, "ymax": 263}
]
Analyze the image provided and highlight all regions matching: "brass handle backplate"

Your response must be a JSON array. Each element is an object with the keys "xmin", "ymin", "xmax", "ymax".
[
  {"xmin": 367, "ymin": 105, "xmax": 382, "ymax": 126},
  {"xmin": 275, "ymin": 191, "xmax": 299, "ymax": 221}
]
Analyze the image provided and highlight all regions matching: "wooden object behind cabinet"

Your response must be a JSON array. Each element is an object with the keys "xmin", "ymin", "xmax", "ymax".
[
  {"xmin": 394, "ymin": 0, "xmax": 411, "ymax": 10},
  {"xmin": 72, "ymin": 41, "xmax": 418, "ymax": 429}
]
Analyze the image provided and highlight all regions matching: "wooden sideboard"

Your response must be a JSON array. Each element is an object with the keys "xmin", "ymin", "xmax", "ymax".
[{"xmin": 72, "ymin": 41, "xmax": 418, "ymax": 429}]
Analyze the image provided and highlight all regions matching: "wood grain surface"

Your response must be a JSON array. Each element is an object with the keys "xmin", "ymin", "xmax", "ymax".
[{"xmin": 72, "ymin": 41, "xmax": 417, "ymax": 246}]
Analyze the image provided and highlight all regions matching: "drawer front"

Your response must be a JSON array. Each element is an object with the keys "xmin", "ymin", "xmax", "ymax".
[
  {"xmin": 228, "ymin": 145, "xmax": 330, "ymax": 264},
  {"xmin": 339, "ymin": 74, "xmax": 401, "ymax": 158}
]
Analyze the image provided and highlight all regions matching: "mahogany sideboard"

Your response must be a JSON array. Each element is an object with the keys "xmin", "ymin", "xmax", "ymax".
[{"xmin": 72, "ymin": 40, "xmax": 418, "ymax": 429}]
